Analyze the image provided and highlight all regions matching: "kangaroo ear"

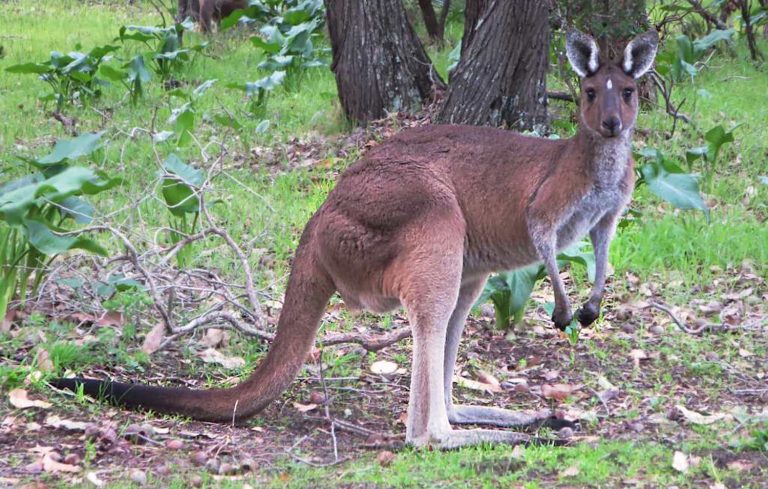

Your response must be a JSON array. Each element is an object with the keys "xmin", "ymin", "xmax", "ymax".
[
  {"xmin": 623, "ymin": 30, "xmax": 659, "ymax": 79},
  {"xmin": 566, "ymin": 29, "xmax": 600, "ymax": 78}
]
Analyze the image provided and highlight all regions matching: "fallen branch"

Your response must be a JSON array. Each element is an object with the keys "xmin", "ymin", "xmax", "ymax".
[
  {"xmin": 685, "ymin": 0, "xmax": 728, "ymax": 30},
  {"xmin": 643, "ymin": 301, "xmax": 738, "ymax": 335}
]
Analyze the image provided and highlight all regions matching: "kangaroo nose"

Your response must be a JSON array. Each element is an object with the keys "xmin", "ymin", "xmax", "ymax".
[{"xmin": 602, "ymin": 117, "xmax": 622, "ymax": 134}]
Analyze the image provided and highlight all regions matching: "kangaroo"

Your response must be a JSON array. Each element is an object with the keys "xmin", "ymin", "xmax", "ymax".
[
  {"xmin": 52, "ymin": 30, "xmax": 658, "ymax": 449},
  {"xmin": 197, "ymin": 0, "xmax": 246, "ymax": 33}
]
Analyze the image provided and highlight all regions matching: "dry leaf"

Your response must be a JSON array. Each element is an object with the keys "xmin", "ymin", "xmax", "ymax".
[
  {"xmin": 738, "ymin": 348, "xmax": 753, "ymax": 358},
  {"xmin": 8, "ymin": 389, "xmax": 52, "ymax": 409},
  {"xmin": 36, "ymin": 349, "xmax": 54, "ymax": 372},
  {"xmin": 476, "ymin": 370, "xmax": 501, "ymax": 388},
  {"xmin": 141, "ymin": 322, "xmax": 165, "ymax": 355},
  {"xmin": 672, "ymin": 451, "xmax": 689, "ymax": 474},
  {"xmin": 629, "ymin": 349, "xmax": 647, "ymax": 369},
  {"xmin": 86, "ymin": 471, "xmax": 105, "ymax": 487},
  {"xmin": 370, "ymin": 360, "xmax": 398, "ymax": 376},
  {"xmin": 1, "ymin": 310, "xmax": 15, "ymax": 333},
  {"xmin": 199, "ymin": 348, "xmax": 245, "ymax": 369},
  {"xmin": 377, "ymin": 450, "xmax": 396, "ymax": 467},
  {"xmin": 45, "ymin": 415, "xmax": 90, "ymax": 432},
  {"xmin": 43, "ymin": 452, "xmax": 80, "ymax": 473},
  {"xmin": 201, "ymin": 328, "xmax": 229, "ymax": 348},
  {"xmin": 560, "ymin": 466, "xmax": 580, "ymax": 477},
  {"xmin": 97, "ymin": 311, "xmax": 124, "ymax": 327},
  {"xmin": 455, "ymin": 375, "xmax": 502, "ymax": 394},
  {"xmin": 293, "ymin": 402, "xmax": 317, "ymax": 413},
  {"xmin": 675, "ymin": 405, "xmax": 730, "ymax": 425},
  {"xmin": 541, "ymin": 383, "xmax": 582, "ymax": 402},
  {"xmin": 726, "ymin": 460, "xmax": 754, "ymax": 472}
]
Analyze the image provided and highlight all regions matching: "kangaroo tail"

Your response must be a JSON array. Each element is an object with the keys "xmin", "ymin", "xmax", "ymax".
[{"xmin": 51, "ymin": 225, "xmax": 335, "ymax": 423}]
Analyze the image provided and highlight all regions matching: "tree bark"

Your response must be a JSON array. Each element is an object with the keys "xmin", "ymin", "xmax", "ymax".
[
  {"xmin": 325, "ymin": 0, "xmax": 445, "ymax": 124},
  {"xmin": 461, "ymin": 0, "xmax": 489, "ymax": 55},
  {"xmin": 438, "ymin": 0, "xmax": 549, "ymax": 130},
  {"xmin": 177, "ymin": 0, "xmax": 199, "ymax": 22},
  {"xmin": 417, "ymin": 0, "xmax": 444, "ymax": 42},
  {"xmin": 739, "ymin": 0, "xmax": 764, "ymax": 61}
]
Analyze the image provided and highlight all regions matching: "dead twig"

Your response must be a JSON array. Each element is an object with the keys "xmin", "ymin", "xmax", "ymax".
[{"xmin": 644, "ymin": 302, "xmax": 738, "ymax": 335}]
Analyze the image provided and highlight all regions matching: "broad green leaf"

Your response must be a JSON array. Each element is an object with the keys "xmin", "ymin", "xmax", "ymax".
[
  {"xmin": 693, "ymin": 29, "xmax": 734, "ymax": 55},
  {"xmin": 639, "ymin": 162, "xmax": 709, "ymax": 216},
  {"xmin": 557, "ymin": 242, "xmax": 596, "ymax": 283},
  {"xmin": 24, "ymin": 218, "xmax": 107, "ymax": 256},
  {"xmin": 59, "ymin": 196, "xmax": 94, "ymax": 224},
  {"xmin": 704, "ymin": 124, "xmax": 737, "ymax": 162},
  {"xmin": 192, "ymin": 79, "xmax": 217, "ymax": 98},
  {"xmin": 161, "ymin": 154, "xmax": 202, "ymax": 216},
  {"xmin": 5, "ymin": 62, "xmax": 51, "ymax": 74},
  {"xmin": 36, "ymin": 132, "xmax": 104, "ymax": 165},
  {"xmin": 126, "ymin": 55, "xmax": 151, "ymax": 82},
  {"xmin": 98, "ymin": 64, "xmax": 127, "ymax": 82}
]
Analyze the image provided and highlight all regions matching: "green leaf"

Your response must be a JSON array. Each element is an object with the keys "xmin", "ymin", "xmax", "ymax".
[
  {"xmin": 126, "ymin": 55, "xmax": 151, "ymax": 82},
  {"xmin": 36, "ymin": 132, "xmax": 104, "ymax": 165},
  {"xmin": 693, "ymin": 29, "xmax": 734, "ymax": 55},
  {"xmin": 161, "ymin": 154, "xmax": 202, "ymax": 216},
  {"xmin": 59, "ymin": 196, "xmax": 94, "ymax": 224},
  {"xmin": 639, "ymin": 162, "xmax": 709, "ymax": 216},
  {"xmin": 5, "ymin": 62, "xmax": 51, "ymax": 74},
  {"xmin": 704, "ymin": 124, "xmax": 737, "ymax": 162},
  {"xmin": 24, "ymin": 218, "xmax": 107, "ymax": 256},
  {"xmin": 98, "ymin": 64, "xmax": 127, "ymax": 82},
  {"xmin": 476, "ymin": 265, "xmax": 545, "ymax": 329},
  {"xmin": 192, "ymin": 79, "xmax": 217, "ymax": 98},
  {"xmin": 557, "ymin": 242, "xmax": 596, "ymax": 283}
]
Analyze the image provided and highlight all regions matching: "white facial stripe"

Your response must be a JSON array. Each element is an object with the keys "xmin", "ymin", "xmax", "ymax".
[{"xmin": 606, "ymin": 78, "xmax": 613, "ymax": 90}]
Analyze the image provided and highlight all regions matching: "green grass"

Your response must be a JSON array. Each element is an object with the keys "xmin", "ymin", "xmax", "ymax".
[{"xmin": 1, "ymin": 2, "xmax": 767, "ymax": 488}]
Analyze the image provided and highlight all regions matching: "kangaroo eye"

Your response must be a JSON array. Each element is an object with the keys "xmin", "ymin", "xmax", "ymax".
[
  {"xmin": 586, "ymin": 89, "xmax": 596, "ymax": 102},
  {"xmin": 623, "ymin": 88, "xmax": 634, "ymax": 101}
]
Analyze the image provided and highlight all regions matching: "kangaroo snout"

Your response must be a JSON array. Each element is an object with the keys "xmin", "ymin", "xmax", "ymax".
[{"xmin": 601, "ymin": 117, "xmax": 622, "ymax": 136}]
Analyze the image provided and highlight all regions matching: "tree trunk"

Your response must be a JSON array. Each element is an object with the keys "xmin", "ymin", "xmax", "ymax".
[
  {"xmin": 461, "ymin": 0, "xmax": 489, "ymax": 55},
  {"xmin": 325, "ymin": 0, "xmax": 445, "ymax": 124},
  {"xmin": 177, "ymin": 0, "xmax": 199, "ymax": 22},
  {"xmin": 417, "ymin": 0, "xmax": 444, "ymax": 42},
  {"xmin": 739, "ymin": 0, "xmax": 764, "ymax": 61},
  {"xmin": 438, "ymin": 0, "xmax": 549, "ymax": 130}
]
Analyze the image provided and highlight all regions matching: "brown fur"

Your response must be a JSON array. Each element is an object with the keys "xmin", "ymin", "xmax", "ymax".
[
  {"xmin": 198, "ymin": 0, "xmax": 246, "ymax": 32},
  {"xmin": 52, "ymin": 30, "xmax": 658, "ymax": 449}
]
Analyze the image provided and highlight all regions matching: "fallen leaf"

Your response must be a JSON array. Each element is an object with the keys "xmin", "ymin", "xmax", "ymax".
[
  {"xmin": 477, "ymin": 370, "xmax": 501, "ymax": 388},
  {"xmin": 541, "ymin": 383, "xmax": 582, "ymax": 402},
  {"xmin": 45, "ymin": 415, "xmax": 90, "ymax": 432},
  {"xmin": 672, "ymin": 451, "xmax": 689, "ymax": 474},
  {"xmin": 43, "ymin": 452, "xmax": 80, "ymax": 473},
  {"xmin": 293, "ymin": 402, "xmax": 318, "ymax": 413},
  {"xmin": 675, "ymin": 405, "xmax": 731, "ymax": 425},
  {"xmin": 8, "ymin": 389, "xmax": 52, "ymax": 409},
  {"xmin": 597, "ymin": 375, "xmax": 616, "ymax": 390},
  {"xmin": 97, "ymin": 311, "xmax": 124, "ymax": 327},
  {"xmin": 629, "ymin": 349, "xmax": 647, "ymax": 369},
  {"xmin": 86, "ymin": 471, "xmax": 105, "ymax": 487},
  {"xmin": 738, "ymin": 348, "xmax": 753, "ymax": 358},
  {"xmin": 377, "ymin": 450, "xmax": 396, "ymax": 467},
  {"xmin": 560, "ymin": 466, "xmax": 580, "ymax": 477},
  {"xmin": 455, "ymin": 375, "xmax": 502, "ymax": 394},
  {"xmin": 1, "ymin": 310, "xmax": 15, "ymax": 333},
  {"xmin": 199, "ymin": 348, "xmax": 245, "ymax": 369},
  {"xmin": 201, "ymin": 328, "xmax": 229, "ymax": 348},
  {"xmin": 727, "ymin": 460, "xmax": 754, "ymax": 472},
  {"xmin": 141, "ymin": 322, "xmax": 165, "ymax": 355},
  {"xmin": 370, "ymin": 360, "xmax": 398, "ymax": 376},
  {"xmin": 36, "ymin": 349, "xmax": 54, "ymax": 372}
]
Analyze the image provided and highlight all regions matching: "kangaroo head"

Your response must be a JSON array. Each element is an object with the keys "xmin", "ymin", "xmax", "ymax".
[{"xmin": 566, "ymin": 29, "xmax": 658, "ymax": 139}]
